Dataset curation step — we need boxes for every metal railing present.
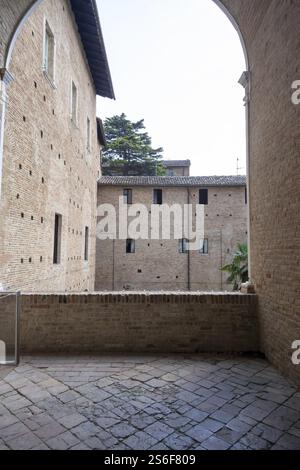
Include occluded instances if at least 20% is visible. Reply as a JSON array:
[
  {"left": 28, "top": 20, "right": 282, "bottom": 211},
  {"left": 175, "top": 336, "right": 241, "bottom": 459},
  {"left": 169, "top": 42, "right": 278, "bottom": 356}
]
[{"left": 0, "top": 291, "right": 20, "bottom": 366}]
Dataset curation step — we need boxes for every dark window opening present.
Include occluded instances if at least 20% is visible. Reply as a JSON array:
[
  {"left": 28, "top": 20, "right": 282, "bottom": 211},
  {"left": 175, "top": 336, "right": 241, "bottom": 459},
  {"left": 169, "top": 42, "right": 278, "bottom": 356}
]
[
  {"left": 153, "top": 189, "right": 163, "bottom": 205},
  {"left": 126, "top": 239, "right": 135, "bottom": 254},
  {"left": 245, "top": 187, "right": 248, "bottom": 204},
  {"left": 53, "top": 213, "right": 62, "bottom": 264},
  {"left": 84, "top": 226, "right": 89, "bottom": 261},
  {"left": 123, "top": 188, "right": 132, "bottom": 205},
  {"left": 200, "top": 238, "right": 209, "bottom": 254},
  {"left": 179, "top": 239, "right": 188, "bottom": 253},
  {"left": 199, "top": 189, "right": 208, "bottom": 205}
]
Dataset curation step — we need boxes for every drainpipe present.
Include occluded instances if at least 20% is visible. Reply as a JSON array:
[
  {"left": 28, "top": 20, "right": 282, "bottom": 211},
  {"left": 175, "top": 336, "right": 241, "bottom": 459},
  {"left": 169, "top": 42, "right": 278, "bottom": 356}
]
[
  {"left": 220, "top": 228, "right": 223, "bottom": 290},
  {"left": 239, "top": 71, "right": 252, "bottom": 282},
  {"left": 187, "top": 187, "right": 191, "bottom": 291},
  {"left": 112, "top": 239, "right": 115, "bottom": 290}
]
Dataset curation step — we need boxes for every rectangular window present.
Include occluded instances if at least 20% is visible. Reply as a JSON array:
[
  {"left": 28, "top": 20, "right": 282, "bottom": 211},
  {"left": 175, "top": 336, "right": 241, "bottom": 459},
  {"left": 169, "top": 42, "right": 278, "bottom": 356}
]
[
  {"left": 126, "top": 239, "right": 135, "bottom": 254},
  {"left": 245, "top": 187, "right": 248, "bottom": 205},
  {"left": 53, "top": 213, "right": 62, "bottom": 264},
  {"left": 123, "top": 189, "right": 132, "bottom": 205},
  {"left": 199, "top": 238, "right": 209, "bottom": 254},
  {"left": 153, "top": 189, "right": 163, "bottom": 205},
  {"left": 87, "top": 117, "right": 91, "bottom": 151},
  {"left": 71, "top": 81, "right": 78, "bottom": 124},
  {"left": 43, "top": 21, "right": 55, "bottom": 81},
  {"left": 84, "top": 226, "right": 89, "bottom": 261},
  {"left": 179, "top": 239, "right": 188, "bottom": 253},
  {"left": 199, "top": 189, "right": 208, "bottom": 205}
]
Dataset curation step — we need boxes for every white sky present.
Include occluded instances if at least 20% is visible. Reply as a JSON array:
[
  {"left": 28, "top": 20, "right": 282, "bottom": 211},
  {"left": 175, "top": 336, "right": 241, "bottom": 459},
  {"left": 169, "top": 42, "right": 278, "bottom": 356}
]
[{"left": 96, "top": 0, "right": 247, "bottom": 177}]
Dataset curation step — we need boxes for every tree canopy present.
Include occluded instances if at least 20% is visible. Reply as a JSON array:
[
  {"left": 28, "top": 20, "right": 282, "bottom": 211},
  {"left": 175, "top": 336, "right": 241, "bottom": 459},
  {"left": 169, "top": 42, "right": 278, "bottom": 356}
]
[{"left": 102, "top": 114, "right": 165, "bottom": 176}]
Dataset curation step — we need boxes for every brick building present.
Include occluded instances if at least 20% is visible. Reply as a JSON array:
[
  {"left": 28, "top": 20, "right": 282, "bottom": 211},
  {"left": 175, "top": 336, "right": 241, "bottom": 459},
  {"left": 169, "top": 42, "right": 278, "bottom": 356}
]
[
  {"left": 0, "top": 0, "right": 300, "bottom": 388},
  {"left": 96, "top": 175, "right": 247, "bottom": 291},
  {"left": 0, "top": 0, "right": 114, "bottom": 292},
  {"left": 163, "top": 160, "right": 191, "bottom": 176}
]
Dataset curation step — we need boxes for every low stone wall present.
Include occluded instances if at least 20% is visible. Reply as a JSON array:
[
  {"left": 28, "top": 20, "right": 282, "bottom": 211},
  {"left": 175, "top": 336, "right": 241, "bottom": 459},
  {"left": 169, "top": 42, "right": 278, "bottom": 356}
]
[{"left": 19, "top": 292, "right": 259, "bottom": 353}]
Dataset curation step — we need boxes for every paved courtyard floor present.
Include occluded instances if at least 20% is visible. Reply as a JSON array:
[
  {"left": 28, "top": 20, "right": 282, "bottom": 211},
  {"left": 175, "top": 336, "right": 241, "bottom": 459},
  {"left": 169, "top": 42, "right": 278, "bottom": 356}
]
[{"left": 0, "top": 354, "right": 300, "bottom": 450}]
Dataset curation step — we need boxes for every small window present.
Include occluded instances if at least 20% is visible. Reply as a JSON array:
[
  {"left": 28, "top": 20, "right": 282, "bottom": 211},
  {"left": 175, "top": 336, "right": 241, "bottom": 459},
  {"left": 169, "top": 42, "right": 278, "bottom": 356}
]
[
  {"left": 179, "top": 239, "right": 188, "bottom": 253},
  {"left": 43, "top": 21, "right": 55, "bottom": 81},
  {"left": 153, "top": 189, "right": 163, "bottom": 205},
  {"left": 199, "top": 238, "right": 209, "bottom": 254},
  {"left": 126, "top": 239, "right": 135, "bottom": 254},
  {"left": 87, "top": 117, "right": 91, "bottom": 151},
  {"left": 71, "top": 81, "right": 78, "bottom": 124},
  {"left": 245, "top": 187, "right": 248, "bottom": 205},
  {"left": 53, "top": 213, "right": 62, "bottom": 264},
  {"left": 199, "top": 189, "right": 208, "bottom": 205},
  {"left": 123, "top": 189, "right": 132, "bottom": 205},
  {"left": 84, "top": 226, "right": 89, "bottom": 261}
]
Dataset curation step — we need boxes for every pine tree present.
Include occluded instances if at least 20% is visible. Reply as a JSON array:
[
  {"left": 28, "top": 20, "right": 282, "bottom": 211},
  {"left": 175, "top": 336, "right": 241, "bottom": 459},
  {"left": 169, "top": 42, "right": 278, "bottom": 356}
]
[{"left": 102, "top": 114, "right": 165, "bottom": 176}]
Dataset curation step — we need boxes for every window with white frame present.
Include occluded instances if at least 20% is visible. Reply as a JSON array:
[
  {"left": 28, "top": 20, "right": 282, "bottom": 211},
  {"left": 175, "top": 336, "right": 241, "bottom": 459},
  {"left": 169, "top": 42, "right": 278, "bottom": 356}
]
[
  {"left": 43, "top": 21, "right": 55, "bottom": 82},
  {"left": 71, "top": 81, "right": 78, "bottom": 124}
]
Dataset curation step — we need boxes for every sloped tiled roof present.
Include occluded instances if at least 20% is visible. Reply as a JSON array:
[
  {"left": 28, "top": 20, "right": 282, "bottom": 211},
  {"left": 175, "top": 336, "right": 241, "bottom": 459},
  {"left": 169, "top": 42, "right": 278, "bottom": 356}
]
[
  {"left": 70, "top": 0, "right": 115, "bottom": 99},
  {"left": 163, "top": 160, "right": 191, "bottom": 167},
  {"left": 98, "top": 175, "right": 247, "bottom": 187}
]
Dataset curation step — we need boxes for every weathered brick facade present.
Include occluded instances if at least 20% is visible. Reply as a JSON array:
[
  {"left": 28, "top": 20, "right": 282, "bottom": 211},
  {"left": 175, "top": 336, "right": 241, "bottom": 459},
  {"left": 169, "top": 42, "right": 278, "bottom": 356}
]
[
  {"left": 96, "top": 179, "right": 247, "bottom": 291},
  {"left": 0, "top": 0, "right": 299, "bottom": 387},
  {"left": 0, "top": 0, "right": 103, "bottom": 292},
  {"left": 219, "top": 0, "right": 300, "bottom": 387}
]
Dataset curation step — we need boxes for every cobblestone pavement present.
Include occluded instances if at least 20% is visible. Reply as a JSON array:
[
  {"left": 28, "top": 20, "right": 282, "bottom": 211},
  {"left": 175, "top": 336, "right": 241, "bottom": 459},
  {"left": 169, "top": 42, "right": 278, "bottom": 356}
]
[{"left": 0, "top": 355, "right": 300, "bottom": 450}]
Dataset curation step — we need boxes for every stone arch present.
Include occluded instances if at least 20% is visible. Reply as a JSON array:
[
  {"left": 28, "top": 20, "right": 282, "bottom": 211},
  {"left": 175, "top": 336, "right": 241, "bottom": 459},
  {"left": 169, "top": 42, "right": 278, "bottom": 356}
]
[
  {"left": 1, "top": 0, "right": 252, "bottom": 277},
  {"left": 212, "top": 0, "right": 249, "bottom": 71},
  {"left": 3, "top": 1, "right": 249, "bottom": 68},
  {"left": 4, "top": 0, "right": 44, "bottom": 69}
]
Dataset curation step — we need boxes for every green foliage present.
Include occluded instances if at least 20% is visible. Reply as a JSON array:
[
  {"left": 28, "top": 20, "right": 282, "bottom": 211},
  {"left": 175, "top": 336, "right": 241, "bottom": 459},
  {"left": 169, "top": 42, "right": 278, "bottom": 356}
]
[
  {"left": 221, "top": 243, "right": 249, "bottom": 291},
  {"left": 102, "top": 114, "right": 165, "bottom": 176}
]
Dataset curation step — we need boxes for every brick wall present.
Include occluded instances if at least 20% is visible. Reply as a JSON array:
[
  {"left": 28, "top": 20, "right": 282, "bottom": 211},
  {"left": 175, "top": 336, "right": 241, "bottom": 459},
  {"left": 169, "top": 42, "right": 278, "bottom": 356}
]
[
  {"left": 0, "top": 0, "right": 35, "bottom": 68},
  {"left": 96, "top": 185, "right": 247, "bottom": 291},
  {"left": 0, "top": 0, "right": 299, "bottom": 387},
  {"left": 18, "top": 292, "right": 259, "bottom": 353},
  {"left": 219, "top": 0, "right": 300, "bottom": 387},
  {"left": 0, "top": 0, "right": 101, "bottom": 292}
]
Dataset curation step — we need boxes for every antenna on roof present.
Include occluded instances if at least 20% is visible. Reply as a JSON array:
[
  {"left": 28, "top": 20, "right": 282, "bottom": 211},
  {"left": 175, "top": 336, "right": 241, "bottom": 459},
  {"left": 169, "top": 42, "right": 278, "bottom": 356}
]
[{"left": 236, "top": 157, "right": 243, "bottom": 176}]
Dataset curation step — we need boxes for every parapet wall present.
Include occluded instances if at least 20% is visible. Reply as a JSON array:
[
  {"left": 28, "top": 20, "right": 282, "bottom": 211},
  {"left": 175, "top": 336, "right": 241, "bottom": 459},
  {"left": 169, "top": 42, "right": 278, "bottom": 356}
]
[{"left": 18, "top": 292, "right": 259, "bottom": 353}]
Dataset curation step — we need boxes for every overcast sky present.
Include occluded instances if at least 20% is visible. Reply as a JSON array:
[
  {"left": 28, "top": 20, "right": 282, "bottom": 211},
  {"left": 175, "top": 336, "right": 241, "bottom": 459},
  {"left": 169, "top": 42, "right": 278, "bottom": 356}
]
[{"left": 96, "top": 0, "right": 247, "bottom": 177}]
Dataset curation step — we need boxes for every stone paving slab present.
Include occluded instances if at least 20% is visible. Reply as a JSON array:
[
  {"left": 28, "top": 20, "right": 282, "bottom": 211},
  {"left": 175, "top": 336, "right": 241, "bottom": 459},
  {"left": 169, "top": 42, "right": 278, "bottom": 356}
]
[{"left": 0, "top": 354, "right": 300, "bottom": 450}]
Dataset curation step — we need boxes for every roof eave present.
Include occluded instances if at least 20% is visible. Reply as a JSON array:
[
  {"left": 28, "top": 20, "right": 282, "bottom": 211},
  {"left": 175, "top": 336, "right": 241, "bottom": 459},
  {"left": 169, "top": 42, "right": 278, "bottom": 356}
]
[
  {"left": 70, "top": 0, "right": 115, "bottom": 100},
  {"left": 90, "top": 0, "right": 115, "bottom": 99}
]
